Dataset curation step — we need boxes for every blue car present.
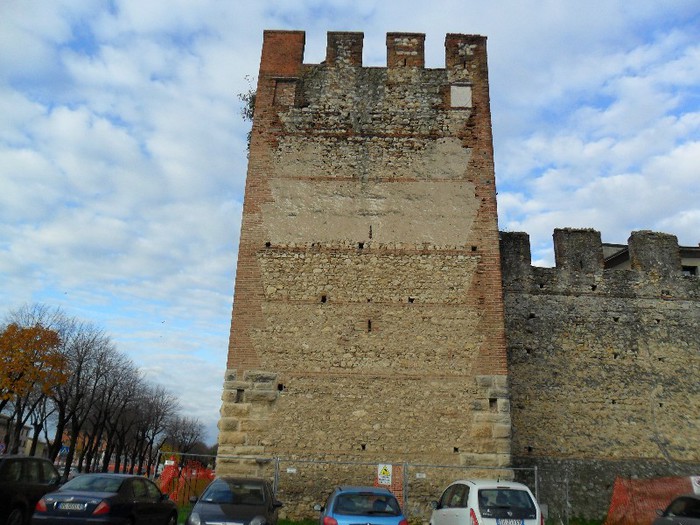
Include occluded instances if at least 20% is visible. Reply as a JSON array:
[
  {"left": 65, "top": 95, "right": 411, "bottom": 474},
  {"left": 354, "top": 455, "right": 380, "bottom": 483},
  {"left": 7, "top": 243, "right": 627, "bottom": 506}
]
[{"left": 314, "top": 486, "right": 408, "bottom": 525}]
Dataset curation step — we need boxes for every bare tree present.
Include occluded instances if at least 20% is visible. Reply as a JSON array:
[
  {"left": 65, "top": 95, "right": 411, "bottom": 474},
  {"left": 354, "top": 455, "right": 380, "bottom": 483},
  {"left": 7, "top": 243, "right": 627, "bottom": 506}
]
[
  {"left": 80, "top": 351, "right": 138, "bottom": 472},
  {"left": 137, "top": 384, "right": 179, "bottom": 475},
  {"left": 165, "top": 416, "right": 206, "bottom": 454},
  {"left": 50, "top": 321, "right": 115, "bottom": 478}
]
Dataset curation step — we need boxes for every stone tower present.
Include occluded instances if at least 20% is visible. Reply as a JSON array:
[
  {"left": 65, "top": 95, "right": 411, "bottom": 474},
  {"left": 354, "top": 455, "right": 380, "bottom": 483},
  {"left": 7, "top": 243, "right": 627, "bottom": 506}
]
[{"left": 218, "top": 30, "right": 510, "bottom": 478}]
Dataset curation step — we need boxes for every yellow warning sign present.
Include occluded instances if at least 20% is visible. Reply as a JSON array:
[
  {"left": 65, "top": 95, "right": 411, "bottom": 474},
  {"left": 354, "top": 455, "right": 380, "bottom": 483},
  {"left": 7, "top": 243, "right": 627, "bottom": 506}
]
[{"left": 378, "top": 464, "right": 392, "bottom": 485}]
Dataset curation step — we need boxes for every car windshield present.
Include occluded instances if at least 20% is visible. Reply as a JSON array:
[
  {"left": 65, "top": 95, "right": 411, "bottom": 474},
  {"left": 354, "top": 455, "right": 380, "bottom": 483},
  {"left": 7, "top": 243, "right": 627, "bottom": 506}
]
[
  {"left": 201, "top": 481, "right": 266, "bottom": 505},
  {"left": 334, "top": 492, "right": 401, "bottom": 516},
  {"left": 60, "top": 475, "right": 124, "bottom": 493},
  {"left": 478, "top": 489, "right": 536, "bottom": 519}
]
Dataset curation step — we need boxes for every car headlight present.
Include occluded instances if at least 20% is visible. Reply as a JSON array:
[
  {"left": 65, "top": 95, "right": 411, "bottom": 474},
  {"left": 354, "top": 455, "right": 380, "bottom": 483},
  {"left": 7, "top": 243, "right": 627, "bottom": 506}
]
[
  {"left": 249, "top": 516, "right": 267, "bottom": 525},
  {"left": 188, "top": 512, "right": 202, "bottom": 525}
]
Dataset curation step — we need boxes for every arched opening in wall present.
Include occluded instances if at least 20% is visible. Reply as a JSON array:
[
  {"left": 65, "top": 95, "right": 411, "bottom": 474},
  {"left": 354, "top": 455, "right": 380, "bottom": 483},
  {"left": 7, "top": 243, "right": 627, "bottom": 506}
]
[
  {"left": 321, "top": 295, "right": 327, "bottom": 303},
  {"left": 408, "top": 297, "right": 415, "bottom": 303},
  {"left": 367, "top": 320, "right": 372, "bottom": 332},
  {"left": 235, "top": 389, "right": 244, "bottom": 403},
  {"left": 358, "top": 242, "right": 365, "bottom": 250},
  {"left": 361, "top": 443, "right": 367, "bottom": 451},
  {"left": 489, "top": 398, "right": 497, "bottom": 412}
]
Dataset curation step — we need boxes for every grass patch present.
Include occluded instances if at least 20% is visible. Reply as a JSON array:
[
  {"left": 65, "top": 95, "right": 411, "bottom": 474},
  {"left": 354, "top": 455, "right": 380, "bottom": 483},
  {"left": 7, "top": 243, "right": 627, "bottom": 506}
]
[
  {"left": 177, "top": 505, "right": 192, "bottom": 524},
  {"left": 279, "top": 520, "right": 317, "bottom": 525}
]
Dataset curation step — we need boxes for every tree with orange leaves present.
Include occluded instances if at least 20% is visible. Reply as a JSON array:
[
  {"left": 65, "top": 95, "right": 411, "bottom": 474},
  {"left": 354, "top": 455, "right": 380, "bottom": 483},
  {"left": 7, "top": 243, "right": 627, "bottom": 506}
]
[{"left": 0, "top": 322, "right": 68, "bottom": 452}]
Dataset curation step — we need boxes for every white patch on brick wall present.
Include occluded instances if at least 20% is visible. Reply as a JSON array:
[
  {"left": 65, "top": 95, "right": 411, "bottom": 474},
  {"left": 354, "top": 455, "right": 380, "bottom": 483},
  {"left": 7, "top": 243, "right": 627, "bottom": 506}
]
[
  {"left": 451, "top": 85, "right": 472, "bottom": 107},
  {"left": 264, "top": 179, "right": 477, "bottom": 245}
]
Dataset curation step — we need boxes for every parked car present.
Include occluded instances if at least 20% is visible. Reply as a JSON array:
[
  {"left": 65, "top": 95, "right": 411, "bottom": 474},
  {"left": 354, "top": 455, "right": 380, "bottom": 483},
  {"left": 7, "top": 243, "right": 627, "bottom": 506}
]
[
  {"left": 32, "top": 473, "right": 177, "bottom": 525},
  {"left": 653, "top": 494, "right": 700, "bottom": 525},
  {"left": 186, "top": 477, "right": 282, "bottom": 525},
  {"left": 430, "top": 479, "right": 543, "bottom": 525},
  {"left": 0, "top": 455, "right": 62, "bottom": 525},
  {"left": 314, "top": 486, "right": 408, "bottom": 525}
]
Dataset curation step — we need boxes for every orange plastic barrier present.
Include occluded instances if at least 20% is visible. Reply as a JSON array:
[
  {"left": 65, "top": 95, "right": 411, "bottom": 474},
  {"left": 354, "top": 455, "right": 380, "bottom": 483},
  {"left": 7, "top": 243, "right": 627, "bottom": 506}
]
[
  {"left": 159, "top": 458, "right": 215, "bottom": 505},
  {"left": 604, "top": 476, "right": 694, "bottom": 525}
]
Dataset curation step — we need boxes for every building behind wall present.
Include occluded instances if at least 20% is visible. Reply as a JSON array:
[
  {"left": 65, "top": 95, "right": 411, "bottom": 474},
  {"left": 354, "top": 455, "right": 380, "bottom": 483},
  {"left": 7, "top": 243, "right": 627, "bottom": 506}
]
[{"left": 218, "top": 29, "right": 510, "bottom": 488}]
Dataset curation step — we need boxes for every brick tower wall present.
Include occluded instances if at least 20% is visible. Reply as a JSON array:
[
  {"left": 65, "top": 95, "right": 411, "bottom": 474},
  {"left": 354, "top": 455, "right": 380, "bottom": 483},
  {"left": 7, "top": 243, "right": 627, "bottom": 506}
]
[{"left": 218, "top": 30, "right": 509, "bottom": 507}]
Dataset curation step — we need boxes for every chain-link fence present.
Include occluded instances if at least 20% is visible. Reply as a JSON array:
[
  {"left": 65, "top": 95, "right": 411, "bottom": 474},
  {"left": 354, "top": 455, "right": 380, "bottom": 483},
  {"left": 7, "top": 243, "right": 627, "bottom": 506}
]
[{"left": 214, "top": 454, "right": 538, "bottom": 521}]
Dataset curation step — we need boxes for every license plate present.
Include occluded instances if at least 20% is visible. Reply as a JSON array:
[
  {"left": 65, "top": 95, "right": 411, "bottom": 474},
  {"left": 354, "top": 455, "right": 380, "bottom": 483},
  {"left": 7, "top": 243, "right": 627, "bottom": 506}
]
[
  {"left": 497, "top": 520, "right": 524, "bottom": 525},
  {"left": 58, "top": 502, "right": 85, "bottom": 511}
]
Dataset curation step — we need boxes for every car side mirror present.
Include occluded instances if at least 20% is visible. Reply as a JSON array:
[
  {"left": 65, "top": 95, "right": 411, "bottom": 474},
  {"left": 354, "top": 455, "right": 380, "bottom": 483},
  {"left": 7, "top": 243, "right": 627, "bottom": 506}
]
[
  {"left": 656, "top": 510, "right": 663, "bottom": 516},
  {"left": 189, "top": 496, "right": 199, "bottom": 504},
  {"left": 273, "top": 500, "right": 283, "bottom": 509},
  {"left": 431, "top": 501, "right": 439, "bottom": 510},
  {"left": 313, "top": 504, "right": 323, "bottom": 512}
]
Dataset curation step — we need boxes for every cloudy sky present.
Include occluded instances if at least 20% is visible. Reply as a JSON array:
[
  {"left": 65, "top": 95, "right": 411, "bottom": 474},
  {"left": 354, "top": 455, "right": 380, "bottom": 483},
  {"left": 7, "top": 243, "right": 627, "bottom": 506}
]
[{"left": 2, "top": 0, "right": 699, "bottom": 443}]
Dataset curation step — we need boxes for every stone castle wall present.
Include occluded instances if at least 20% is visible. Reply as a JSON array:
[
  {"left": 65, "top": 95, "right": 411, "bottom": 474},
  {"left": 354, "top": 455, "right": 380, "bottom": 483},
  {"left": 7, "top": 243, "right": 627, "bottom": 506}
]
[
  {"left": 501, "top": 229, "right": 700, "bottom": 519},
  {"left": 218, "top": 30, "right": 510, "bottom": 509}
]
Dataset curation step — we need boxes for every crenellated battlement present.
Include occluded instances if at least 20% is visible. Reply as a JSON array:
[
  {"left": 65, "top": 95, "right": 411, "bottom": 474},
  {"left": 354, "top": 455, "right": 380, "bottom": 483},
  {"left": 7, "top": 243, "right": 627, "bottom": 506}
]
[
  {"left": 260, "top": 30, "right": 486, "bottom": 74},
  {"left": 254, "top": 30, "right": 489, "bottom": 118},
  {"left": 501, "top": 228, "right": 700, "bottom": 297},
  {"left": 326, "top": 31, "right": 364, "bottom": 67}
]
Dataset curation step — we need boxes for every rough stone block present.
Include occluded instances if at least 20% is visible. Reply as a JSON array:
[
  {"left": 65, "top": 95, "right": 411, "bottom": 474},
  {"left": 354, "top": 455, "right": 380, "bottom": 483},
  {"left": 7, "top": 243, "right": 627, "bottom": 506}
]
[
  {"left": 245, "top": 370, "right": 278, "bottom": 383},
  {"left": 218, "top": 417, "right": 241, "bottom": 432},
  {"left": 220, "top": 402, "right": 251, "bottom": 418},
  {"left": 492, "top": 423, "right": 511, "bottom": 439},
  {"left": 246, "top": 390, "right": 278, "bottom": 402},
  {"left": 218, "top": 431, "right": 247, "bottom": 445}
]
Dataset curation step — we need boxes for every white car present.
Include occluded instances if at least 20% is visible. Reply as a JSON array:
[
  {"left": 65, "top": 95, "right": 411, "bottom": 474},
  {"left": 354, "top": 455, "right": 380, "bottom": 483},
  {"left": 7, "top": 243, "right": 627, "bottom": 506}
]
[{"left": 430, "top": 479, "right": 543, "bottom": 525}]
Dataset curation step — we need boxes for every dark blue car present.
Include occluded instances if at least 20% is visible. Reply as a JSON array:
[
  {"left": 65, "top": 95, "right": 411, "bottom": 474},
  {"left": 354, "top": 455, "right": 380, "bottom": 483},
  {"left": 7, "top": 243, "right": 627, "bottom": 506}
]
[{"left": 32, "top": 473, "right": 177, "bottom": 525}]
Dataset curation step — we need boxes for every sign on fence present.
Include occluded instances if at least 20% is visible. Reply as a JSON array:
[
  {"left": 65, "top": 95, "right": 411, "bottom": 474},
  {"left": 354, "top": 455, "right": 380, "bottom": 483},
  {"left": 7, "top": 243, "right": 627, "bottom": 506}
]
[{"left": 378, "top": 464, "right": 393, "bottom": 485}]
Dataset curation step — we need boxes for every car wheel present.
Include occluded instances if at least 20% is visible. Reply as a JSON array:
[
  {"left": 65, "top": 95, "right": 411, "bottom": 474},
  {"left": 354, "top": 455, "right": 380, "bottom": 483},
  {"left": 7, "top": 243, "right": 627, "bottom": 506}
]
[{"left": 7, "top": 508, "right": 24, "bottom": 525}]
